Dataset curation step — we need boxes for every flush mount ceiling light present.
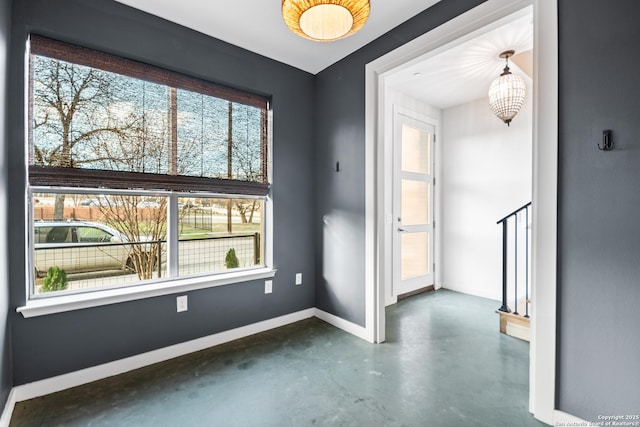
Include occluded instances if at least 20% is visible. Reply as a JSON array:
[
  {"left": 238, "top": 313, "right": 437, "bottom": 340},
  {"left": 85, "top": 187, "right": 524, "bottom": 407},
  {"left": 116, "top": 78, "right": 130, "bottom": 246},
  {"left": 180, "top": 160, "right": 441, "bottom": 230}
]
[
  {"left": 282, "top": 0, "right": 370, "bottom": 42},
  {"left": 488, "top": 50, "right": 526, "bottom": 126}
]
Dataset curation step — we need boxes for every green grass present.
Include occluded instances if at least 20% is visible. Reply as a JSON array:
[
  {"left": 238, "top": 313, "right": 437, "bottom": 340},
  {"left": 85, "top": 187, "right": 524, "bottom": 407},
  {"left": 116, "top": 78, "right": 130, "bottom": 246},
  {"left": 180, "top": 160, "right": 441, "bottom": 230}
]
[{"left": 179, "top": 223, "right": 261, "bottom": 239}]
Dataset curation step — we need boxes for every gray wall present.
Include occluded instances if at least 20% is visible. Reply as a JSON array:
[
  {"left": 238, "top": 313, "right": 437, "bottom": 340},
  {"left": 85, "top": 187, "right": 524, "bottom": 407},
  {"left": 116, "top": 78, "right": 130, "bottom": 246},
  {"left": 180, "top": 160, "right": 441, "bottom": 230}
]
[
  {"left": 9, "top": 1, "right": 638, "bottom": 420},
  {"left": 0, "top": 0, "right": 12, "bottom": 406},
  {"left": 558, "top": 0, "right": 640, "bottom": 419},
  {"left": 8, "top": 0, "right": 315, "bottom": 385},
  {"left": 314, "top": 0, "right": 485, "bottom": 325}
]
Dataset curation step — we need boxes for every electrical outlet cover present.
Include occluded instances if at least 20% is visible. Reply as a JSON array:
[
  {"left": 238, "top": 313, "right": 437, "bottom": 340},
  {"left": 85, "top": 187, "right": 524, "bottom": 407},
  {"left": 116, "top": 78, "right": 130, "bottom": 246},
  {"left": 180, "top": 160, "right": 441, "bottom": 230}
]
[
  {"left": 177, "top": 295, "right": 188, "bottom": 312},
  {"left": 295, "top": 273, "right": 302, "bottom": 285},
  {"left": 265, "top": 280, "right": 273, "bottom": 294}
]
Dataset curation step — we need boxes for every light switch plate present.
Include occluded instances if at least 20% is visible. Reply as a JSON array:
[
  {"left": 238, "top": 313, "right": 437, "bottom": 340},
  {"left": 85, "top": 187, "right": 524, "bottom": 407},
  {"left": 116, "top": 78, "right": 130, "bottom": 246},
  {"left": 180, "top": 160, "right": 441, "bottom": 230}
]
[
  {"left": 265, "top": 280, "right": 273, "bottom": 294},
  {"left": 295, "top": 273, "right": 302, "bottom": 285}
]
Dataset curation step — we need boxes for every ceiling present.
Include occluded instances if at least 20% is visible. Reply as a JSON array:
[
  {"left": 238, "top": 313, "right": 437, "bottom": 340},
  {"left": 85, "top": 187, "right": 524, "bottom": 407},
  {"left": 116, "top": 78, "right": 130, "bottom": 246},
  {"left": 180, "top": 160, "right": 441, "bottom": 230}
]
[
  {"left": 386, "top": 7, "right": 533, "bottom": 110},
  {"left": 113, "top": 0, "right": 442, "bottom": 75},
  {"left": 112, "top": 1, "right": 533, "bottom": 110}
]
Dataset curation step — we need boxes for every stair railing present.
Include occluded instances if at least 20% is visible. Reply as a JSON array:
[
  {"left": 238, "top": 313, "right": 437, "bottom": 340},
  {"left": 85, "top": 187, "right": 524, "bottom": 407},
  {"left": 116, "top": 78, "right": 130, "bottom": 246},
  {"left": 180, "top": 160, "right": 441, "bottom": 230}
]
[{"left": 497, "top": 202, "right": 531, "bottom": 317}]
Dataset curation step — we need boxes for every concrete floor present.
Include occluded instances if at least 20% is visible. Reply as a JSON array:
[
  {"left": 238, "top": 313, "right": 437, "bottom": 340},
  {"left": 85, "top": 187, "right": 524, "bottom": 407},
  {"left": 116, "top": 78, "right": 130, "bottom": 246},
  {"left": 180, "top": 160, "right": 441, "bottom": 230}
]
[{"left": 10, "top": 289, "right": 548, "bottom": 426}]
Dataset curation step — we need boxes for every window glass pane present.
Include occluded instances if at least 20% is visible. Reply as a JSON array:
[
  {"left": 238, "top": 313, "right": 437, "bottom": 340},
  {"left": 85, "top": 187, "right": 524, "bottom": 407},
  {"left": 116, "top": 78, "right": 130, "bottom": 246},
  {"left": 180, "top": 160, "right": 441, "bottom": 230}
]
[
  {"left": 401, "top": 232, "right": 430, "bottom": 280},
  {"left": 401, "top": 124, "right": 430, "bottom": 174},
  {"left": 31, "top": 47, "right": 267, "bottom": 185},
  {"left": 177, "top": 197, "right": 264, "bottom": 277},
  {"left": 230, "top": 104, "right": 264, "bottom": 182},
  {"left": 32, "top": 193, "right": 167, "bottom": 295},
  {"left": 32, "top": 56, "right": 170, "bottom": 175},
  {"left": 176, "top": 90, "right": 264, "bottom": 181},
  {"left": 28, "top": 36, "right": 271, "bottom": 300},
  {"left": 177, "top": 90, "right": 228, "bottom": 179},
  {"left": 401, "top": 180, "right": 430, "bottom": 226}
]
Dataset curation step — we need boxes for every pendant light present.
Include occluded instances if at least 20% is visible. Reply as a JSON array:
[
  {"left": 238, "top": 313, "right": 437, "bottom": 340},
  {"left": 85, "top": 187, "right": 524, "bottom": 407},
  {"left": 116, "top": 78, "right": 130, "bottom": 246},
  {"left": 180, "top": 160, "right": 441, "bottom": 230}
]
[
  {"left": 488, "top": 50, "right": 526, "bottom": 126},
  {"left": 282, "top": 0, "right": 370, "bottom": 42}
]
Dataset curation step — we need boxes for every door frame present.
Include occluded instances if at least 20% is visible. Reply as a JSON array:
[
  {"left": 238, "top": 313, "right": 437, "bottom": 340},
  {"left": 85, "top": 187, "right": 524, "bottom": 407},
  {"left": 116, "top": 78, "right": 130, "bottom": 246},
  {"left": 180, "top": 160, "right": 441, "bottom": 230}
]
[{"left": 363, "top": 0, "right": 558, "bottom": 424}]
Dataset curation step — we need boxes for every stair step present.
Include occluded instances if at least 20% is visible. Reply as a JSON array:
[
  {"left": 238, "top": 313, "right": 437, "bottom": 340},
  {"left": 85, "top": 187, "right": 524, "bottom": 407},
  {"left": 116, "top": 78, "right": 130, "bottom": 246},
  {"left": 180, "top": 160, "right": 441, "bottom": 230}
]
[
  {"left": 501, "top": 297, "right": 530, "bottom": 317},
  {"left": 496, "top": 310, "right": 530, "bottom": 342}
]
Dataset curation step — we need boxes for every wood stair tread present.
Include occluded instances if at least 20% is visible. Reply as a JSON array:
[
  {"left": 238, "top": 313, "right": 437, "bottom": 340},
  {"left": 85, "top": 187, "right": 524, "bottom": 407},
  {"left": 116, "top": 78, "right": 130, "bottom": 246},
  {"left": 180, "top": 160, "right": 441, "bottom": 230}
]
[
  {"left": 496, "top": 308, "right": 530, "bottom": 342},
  {"left": 495, "top": 309, "right": 531, "bottom": 322}
]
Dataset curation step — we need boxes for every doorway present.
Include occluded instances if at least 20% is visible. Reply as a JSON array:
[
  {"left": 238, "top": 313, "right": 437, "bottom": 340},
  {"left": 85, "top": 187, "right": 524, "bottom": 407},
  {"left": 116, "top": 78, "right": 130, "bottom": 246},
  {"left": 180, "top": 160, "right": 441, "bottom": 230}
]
[
  {"left": 363, "top": 0, "right": 559, "bottom": 423},
  {"left": 383, "top": 5, "right": 534, "bottom": 306}
]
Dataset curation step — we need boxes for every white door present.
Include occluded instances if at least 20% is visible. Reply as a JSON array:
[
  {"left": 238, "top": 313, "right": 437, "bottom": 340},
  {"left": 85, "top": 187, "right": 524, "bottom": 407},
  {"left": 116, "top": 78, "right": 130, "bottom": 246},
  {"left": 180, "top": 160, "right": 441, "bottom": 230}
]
[{"left": 392, "top": 112, "right": 435, "bottom": 297}]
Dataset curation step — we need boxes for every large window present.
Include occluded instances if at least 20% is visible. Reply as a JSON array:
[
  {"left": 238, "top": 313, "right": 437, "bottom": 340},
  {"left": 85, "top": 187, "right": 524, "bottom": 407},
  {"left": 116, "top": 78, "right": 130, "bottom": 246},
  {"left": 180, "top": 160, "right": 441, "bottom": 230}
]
[{"left": 28, "top": 35, "right": 271, "bottom": 297}]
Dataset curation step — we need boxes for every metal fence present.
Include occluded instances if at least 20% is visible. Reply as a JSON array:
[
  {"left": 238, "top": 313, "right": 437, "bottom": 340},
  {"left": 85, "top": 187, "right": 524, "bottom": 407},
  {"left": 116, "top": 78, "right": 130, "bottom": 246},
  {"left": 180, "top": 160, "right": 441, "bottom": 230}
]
[
  {"left": 178, "top": 233, "right": 260, "bottom": 276},
  {"left": 181, "top": 208, "right": 215, "bottom": 231},
  {"left": 34, "top": 233, "right": 261, "bottom": 293}
]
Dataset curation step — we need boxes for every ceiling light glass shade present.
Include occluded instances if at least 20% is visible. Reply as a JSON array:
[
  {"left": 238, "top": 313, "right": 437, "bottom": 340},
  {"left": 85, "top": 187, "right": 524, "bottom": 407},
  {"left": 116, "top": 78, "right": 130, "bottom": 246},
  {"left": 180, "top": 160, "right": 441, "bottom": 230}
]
[
  {"left": 282, "top": 0, "right": 370, "bottom": 42},
  {"left": 488, "top": 68, "right": 526, "bottom": 126}
]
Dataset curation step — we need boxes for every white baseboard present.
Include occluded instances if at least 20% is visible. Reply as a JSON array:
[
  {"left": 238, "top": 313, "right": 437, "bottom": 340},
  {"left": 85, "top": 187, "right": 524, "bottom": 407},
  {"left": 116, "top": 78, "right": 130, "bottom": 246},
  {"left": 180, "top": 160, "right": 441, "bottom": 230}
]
[
  {"left": 0, "top": 389, "right": 16, "bottom": 427},
  {"left": 5, "top": 308, "right": 315, "bottom": 420},
  {"left": 0, "top": 308, "right": 587, "bottom": 427},
  {"left": 385, "top": 295, "right": 398, "bottom": 307},
  {"left": 0, "top": 307, "right": 376, "bottom": 425},
  {"left": 441, "top": 284, "right": 501, "bottom": 302},
  {"left": 553, "top": 410, "right": 590, "bottom": 426},
  {"left": 314, "top": 308, "right": 372, "bottom": 342}
]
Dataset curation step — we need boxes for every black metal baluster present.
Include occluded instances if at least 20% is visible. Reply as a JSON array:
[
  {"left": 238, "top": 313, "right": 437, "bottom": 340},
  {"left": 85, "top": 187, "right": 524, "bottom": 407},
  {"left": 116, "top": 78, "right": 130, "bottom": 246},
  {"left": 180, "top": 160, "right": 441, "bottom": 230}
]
[
  {"left": 514, "top": 214, "right": 519, "bottom": 315},
  {"left": 525, "top": 206, "right": 530, "bottom": 318},
  {"left": 499, "top": 219, "right": 510, "bottom": 313}
]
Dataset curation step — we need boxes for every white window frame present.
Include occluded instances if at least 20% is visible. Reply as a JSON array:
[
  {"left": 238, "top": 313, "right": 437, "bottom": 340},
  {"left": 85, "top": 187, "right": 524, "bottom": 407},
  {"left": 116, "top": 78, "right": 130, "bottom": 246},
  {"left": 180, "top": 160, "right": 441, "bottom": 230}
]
[
  {"left": 19, "top": 37, "right": 276, "bottom": 318},
  {"left": 21, "top": 183, "right": 274, "bottom": 318}
]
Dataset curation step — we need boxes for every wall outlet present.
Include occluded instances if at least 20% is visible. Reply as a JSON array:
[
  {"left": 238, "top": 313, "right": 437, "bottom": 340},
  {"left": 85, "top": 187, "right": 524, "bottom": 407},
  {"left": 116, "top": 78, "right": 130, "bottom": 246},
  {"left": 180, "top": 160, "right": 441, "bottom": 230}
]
[
  {"left": 295, "top": 273, "right": 302, "bottom": 285},
  {"left": 265, "top": 280, "right": 273, "bottom": 294},
  {"left": 176, "top": 295, "right": 188, "bottom": 312}
]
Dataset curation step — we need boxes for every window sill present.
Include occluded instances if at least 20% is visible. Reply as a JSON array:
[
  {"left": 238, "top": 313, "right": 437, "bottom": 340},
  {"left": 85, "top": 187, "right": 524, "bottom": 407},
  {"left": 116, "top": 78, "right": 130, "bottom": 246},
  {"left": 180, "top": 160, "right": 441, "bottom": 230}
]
[{"left": 17, "top": 267, "right": 277, "bottom": 318}]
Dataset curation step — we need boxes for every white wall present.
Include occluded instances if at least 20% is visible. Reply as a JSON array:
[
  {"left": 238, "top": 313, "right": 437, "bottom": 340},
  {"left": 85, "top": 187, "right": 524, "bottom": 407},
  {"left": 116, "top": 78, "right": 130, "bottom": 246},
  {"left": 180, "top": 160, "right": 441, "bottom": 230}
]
[{"left": 441, "top": 86, "right": 532, "bottom": 301}]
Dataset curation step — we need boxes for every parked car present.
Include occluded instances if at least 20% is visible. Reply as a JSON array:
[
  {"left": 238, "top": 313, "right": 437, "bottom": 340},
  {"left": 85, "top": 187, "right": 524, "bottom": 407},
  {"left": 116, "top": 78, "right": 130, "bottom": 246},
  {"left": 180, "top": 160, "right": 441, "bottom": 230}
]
[
  {"left": 79, "top": 197, "right": 109, "bottom": 206},
  {"left": 79, "top": 198, "right": 99, "bottom": 206},
  {"left": 138, "top": 200, "right": 161, "bottom": 209},
  {"left": 178, "top": 201, "right": 200, "bottom": 210},
  {"left": 33, "top": 221, "right": 164, "bottom": 278}
]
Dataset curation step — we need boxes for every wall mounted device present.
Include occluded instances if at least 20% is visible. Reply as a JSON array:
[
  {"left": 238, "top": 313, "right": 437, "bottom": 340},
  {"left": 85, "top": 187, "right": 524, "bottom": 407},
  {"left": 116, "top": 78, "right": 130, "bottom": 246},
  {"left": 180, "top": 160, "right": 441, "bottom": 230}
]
[
  {"left": 176, "top": 295, "right": 188, "bottom": 312},
  {"left": 598, "top": 129, "right": 613, "bottom": 151}
]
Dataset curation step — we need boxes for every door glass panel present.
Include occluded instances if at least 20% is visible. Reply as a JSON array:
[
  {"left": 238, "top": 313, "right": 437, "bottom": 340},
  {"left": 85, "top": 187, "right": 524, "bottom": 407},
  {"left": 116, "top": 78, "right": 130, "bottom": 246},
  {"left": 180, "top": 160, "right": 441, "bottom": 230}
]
[
  {"left": 401, "top": 232, "right": 430, "bottom": 280},
  {"left": 401, "top": 124, "right": 431, "bottom": 174},
  {"left": 401, "top": 180, "right": 429, "bottom": 226}
]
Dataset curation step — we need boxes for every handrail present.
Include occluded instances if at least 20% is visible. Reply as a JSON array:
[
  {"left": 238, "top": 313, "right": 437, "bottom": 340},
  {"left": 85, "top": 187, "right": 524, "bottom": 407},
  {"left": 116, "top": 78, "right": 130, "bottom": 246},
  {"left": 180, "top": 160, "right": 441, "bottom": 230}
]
[{"left": 496, "top": 201, "right": 532, "bottom": 224}]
